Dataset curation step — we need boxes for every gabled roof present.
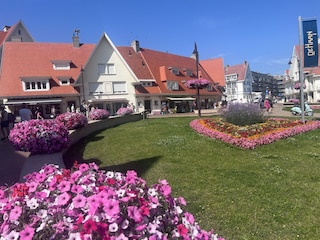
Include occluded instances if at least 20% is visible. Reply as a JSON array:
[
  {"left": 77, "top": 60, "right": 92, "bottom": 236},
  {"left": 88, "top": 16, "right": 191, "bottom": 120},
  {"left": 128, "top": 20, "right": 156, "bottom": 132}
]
[
  {"left": 0, "top": 20, "right": 35, "bottom": 46},
  {"left": 200, "top": 58, "right": 225, "bottom": 86},
  {"left": 73, "top": 32, "right": 140, "bottom": 88},
  {"left": 120, "top": 45, "right": 222, "bottom": 96},
  {"left": 0, "top": 42, "right": 95, "bottom": 98},
  {"left": 224, "top": 61, "right": 249, "bottom": 81}
]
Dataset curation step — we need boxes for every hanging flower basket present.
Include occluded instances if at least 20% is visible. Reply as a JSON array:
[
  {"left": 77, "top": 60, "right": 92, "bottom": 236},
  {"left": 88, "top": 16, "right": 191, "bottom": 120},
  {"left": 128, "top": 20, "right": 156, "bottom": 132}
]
[
  {"left": 294, "top": 82, "right": 306, "bottom": 90},
  {"left": 185, "top": 79, "right": 210, "bottom": 89}
]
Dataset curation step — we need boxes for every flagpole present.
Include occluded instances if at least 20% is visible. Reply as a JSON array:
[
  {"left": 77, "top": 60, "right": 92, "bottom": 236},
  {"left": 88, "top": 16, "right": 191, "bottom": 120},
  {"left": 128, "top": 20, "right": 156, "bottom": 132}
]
[{"left": 298, "top": 16, "right": 305, "bottom": 123}]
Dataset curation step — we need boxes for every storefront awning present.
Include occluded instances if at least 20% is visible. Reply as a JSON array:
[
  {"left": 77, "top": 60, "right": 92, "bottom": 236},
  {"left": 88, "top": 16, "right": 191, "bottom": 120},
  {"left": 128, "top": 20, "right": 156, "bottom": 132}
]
[
  {"left": 88, "top": 98, "right": 128, "bottom": 103},
  {"left": 4, "top": 98, "right": 62, "bottom": 105},
  {"left": 167, "top": 97, "right": 196, "bottom": 101}
]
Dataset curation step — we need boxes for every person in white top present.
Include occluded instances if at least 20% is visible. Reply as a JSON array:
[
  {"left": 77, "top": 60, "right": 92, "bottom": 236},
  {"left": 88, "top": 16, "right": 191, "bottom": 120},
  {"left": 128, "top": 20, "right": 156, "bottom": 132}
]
[{"left": 19, "top": 103, "right": 33, "bottom": 121}]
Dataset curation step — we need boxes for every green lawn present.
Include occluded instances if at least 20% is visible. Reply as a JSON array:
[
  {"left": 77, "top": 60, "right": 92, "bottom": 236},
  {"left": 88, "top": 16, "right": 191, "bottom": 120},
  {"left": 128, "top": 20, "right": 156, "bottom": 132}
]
[{"left": 64, "top": 117, "right": 320, "bottom": 240}]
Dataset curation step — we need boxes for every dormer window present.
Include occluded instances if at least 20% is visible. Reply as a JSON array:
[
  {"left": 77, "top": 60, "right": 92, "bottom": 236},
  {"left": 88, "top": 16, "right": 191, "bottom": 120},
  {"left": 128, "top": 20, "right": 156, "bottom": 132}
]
[
  {"left": 168, "top": 66, "right": 180, "bottom": 75},
  {"left": 52, "top": 60, "right": 71, "bottom": 70},
  {"left": 167, "top": 81, "right": 179, "bottom": 90},
  {"left": 58, "top": 76, "right": 71, "bottom": 85},
  {"left": 21, "top": 77, "right": 50, "bottom": 91},
  {"left": 184, "top": 68, "right": 194, "bottom": 77}
]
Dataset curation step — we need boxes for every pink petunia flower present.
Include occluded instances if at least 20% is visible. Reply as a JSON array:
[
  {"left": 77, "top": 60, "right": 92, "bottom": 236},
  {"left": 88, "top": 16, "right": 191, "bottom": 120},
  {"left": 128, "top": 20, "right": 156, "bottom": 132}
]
[
  {"left": 72, "top": 194, "right": 86, "bottom": 208},
  {"left": 19, "top": 226, "right": 35, "bottom": 240},
  {"left": 56, "top": 192, "right": 70, "bottom": 206},
  {"left": 127, "top": 205, "right": 142, "bottom": 222}
]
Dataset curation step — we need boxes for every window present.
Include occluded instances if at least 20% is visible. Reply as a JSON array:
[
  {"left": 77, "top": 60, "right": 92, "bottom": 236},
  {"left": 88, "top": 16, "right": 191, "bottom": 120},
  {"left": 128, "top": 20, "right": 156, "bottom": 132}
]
[
  {"left": 89, "top": 83, "right": 104, "bottom": 94},
  {"left": 113, "top": 82, "right": 126, "bottom": 94},
  {"left": 169, "top": 67, "right": 180, "bottom": 75},
  {"left": 154, "top": 100, "right": 159, "bottom": 106},
  {"left": 184, "top": 68, "right": 194, "bottom": 77},
  {"left": 98, "top": 63, "right": 115, "bottom": 75},
  {"left": 142, "top": 82, "right": 152, "bottom": 87},
  {"left": 58, "top": 77, "right": 71, "bottom": 85},
  {"left": 166, "top": 81, "right": 179, "bottom": 90},
  {"left": 52, "top": 60, "right": 71, "bottom": 70},
  {"left": 23, "top": 79, "right": 50, "bottom": 91}
]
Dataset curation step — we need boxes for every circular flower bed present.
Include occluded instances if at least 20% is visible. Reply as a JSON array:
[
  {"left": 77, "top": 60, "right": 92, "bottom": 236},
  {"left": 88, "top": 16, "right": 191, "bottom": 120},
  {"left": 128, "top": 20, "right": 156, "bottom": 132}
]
[
  {"left": 190, "top": 118, "right": 320, "bottom": 149},
  {"left": 55, "top": 112, "right": 88, "bottom": 130},
  {"left": 116, "top": 107, "right": 133, "bottom": 116},
  {"left": 89, "top": 109, "right": 110, "bottom": 120},
  {"left": 9, "top": 119, "right": 69, "bottom": 154},
  {"left": 0, "top": 163, "right": 224, "bottom": 239}
]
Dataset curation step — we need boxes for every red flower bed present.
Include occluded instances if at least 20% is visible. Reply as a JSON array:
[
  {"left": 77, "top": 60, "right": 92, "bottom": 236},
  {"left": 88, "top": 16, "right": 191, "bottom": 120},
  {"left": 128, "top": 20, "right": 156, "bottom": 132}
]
[{"left": 190, "top": 118, "right": 320, "bottom": 149}]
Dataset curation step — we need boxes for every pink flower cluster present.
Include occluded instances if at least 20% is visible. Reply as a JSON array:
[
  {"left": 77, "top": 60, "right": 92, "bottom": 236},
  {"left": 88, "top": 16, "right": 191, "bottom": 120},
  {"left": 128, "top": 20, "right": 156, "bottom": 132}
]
[
  {"left": 89, "top": 109, "right": 110, "bottom": 120},
  {"left": 0, "top": 163, "right": 224, "bottom": 240},
  {"left": 8, "top": 119, "right": 69, "bottom": 154},
  {"left": 55, "top": 112, "right": 88, "bottom": 130},
  {"left": 294, "top": 82, "right": 306, "bottom": 90},
  {"left": 185, "top": 79, "right": 210, "bottom": 89},
  {"left": 190, "top": 118, "right": 320, "bottom": 149},
  {"left": 116, "top": 107, "right": 133, "bottom": 116}
]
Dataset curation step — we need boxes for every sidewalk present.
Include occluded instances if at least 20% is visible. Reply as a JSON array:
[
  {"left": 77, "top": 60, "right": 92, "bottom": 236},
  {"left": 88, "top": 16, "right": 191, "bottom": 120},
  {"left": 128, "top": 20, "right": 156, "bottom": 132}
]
[{"left": 0, "top": 140, "right": 29, "bottom": 186}]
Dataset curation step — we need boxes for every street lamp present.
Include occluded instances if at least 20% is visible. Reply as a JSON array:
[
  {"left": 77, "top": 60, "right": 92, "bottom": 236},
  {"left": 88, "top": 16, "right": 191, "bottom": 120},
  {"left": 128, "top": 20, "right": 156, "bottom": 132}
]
[
  {"left": 81, "top": 66, "right": 85, "bottom": 102},
  {"left": 193, "top": 43, "right": 201, "bottom": 117}
]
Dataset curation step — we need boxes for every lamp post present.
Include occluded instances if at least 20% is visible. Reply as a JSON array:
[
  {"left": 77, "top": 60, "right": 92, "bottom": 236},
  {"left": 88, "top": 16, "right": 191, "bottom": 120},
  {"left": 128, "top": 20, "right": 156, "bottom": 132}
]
[
  {"left": 81, "top": 66, "right": 85, "bottom": 102},
  {"left": 193, "top": 43, "right": 201, "bottom": 117}
]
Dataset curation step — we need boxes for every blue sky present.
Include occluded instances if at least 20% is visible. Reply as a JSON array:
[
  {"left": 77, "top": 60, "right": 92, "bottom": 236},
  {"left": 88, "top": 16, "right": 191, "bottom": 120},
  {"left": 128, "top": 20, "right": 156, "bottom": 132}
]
[{"left": 2, "top": 0, "right": 320, "bottom": 75}]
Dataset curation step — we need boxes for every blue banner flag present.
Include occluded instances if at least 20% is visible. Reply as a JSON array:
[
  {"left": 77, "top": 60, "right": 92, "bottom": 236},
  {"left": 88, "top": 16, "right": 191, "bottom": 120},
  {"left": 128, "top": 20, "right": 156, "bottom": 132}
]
[{"left": 302, "top": 19, "right": 318, "bottom": 68}]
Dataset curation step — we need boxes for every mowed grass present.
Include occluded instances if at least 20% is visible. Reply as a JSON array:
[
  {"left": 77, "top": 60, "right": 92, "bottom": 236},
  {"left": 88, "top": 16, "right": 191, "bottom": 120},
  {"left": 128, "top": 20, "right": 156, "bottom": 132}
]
[{"left": 64, "top": 117, "right": 320, "bottom": 240}]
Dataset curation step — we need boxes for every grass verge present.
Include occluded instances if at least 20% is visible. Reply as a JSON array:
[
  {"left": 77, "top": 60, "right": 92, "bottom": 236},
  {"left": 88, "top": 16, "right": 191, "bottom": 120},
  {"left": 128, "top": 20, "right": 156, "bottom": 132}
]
[{"left": 64, "top": 116, "right": 320, "bottom": 240}]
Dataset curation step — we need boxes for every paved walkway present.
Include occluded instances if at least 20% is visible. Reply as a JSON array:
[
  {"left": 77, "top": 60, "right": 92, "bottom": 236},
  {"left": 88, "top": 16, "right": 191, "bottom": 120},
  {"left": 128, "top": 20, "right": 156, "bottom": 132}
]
[{"left": 0, "top": 103, "right": 319, "bottom": 187}]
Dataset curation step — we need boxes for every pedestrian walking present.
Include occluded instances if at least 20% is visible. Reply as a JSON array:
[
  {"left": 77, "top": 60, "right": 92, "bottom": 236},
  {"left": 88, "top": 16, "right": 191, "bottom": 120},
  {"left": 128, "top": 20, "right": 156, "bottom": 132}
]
[{"left": 19, "top": 103, "right": 33, "bottom": 121}]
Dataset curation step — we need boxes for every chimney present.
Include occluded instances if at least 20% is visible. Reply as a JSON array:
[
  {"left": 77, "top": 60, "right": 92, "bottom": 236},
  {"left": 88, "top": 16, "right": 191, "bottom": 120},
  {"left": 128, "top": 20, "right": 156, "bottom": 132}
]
[
  {"left": 3, "top": 25, "right": 11, "bottom": 32},
  {"left": 131, "top": 40, "right": 140, "bottom": 52},
  {"left": 73, "top": 29, "right": 80, "bottom": 48}
]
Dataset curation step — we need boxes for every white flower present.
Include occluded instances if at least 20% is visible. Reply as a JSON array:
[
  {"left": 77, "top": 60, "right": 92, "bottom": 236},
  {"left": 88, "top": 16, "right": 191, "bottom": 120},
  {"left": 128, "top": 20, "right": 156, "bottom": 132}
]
[
  {"left": 5, "top": 230, "right": 19, "bottom": 240},
  {"left": 106, "top": 171, "right": 114, "bottom": 178},
  {"left": 109, "top": 222, "right": 119, "bottom": 232},
  {"left": 148, "top": 188, "right": 158, "bottom": 197},
  {"left": 26, "top": 198, "right": 39, "bottom": 209}
]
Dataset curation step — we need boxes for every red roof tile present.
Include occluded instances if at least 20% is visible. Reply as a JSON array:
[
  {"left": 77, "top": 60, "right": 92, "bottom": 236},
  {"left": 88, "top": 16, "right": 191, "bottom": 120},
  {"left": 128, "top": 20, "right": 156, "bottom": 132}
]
[
  {"left": 121, "top": 46, "right": 222, "bottom": 97},
  {"left": 200, "top": 58, "right": 225, "bottom": 86},
  {"left": 0, "top": 42, "right": 95, "bottom": 98}
]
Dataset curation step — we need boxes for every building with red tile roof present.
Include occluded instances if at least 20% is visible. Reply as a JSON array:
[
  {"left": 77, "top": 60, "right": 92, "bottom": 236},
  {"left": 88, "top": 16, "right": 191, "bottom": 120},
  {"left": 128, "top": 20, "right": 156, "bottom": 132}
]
[
  {"left": 224, "top": 61, "right": 253, "bottom": 103},
  {"left": 0, "top": 21, "right": 223, "bottom": 117},
  {"left": 0, "top": 35, "right": 95, "bottom": 116},
  {"left": 118, "top": 40, "right": 223, "bottom": 113}
]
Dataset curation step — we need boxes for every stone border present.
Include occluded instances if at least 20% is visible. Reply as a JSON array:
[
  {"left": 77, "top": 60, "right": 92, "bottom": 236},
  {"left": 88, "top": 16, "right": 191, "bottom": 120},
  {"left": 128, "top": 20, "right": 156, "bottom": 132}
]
[{"left": 63, "top": 113, "right": 144, "bottom": 154}]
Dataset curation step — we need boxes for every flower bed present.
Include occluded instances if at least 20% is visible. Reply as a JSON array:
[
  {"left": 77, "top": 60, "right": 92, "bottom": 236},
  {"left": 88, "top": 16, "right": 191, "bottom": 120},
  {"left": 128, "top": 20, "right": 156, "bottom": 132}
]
[
  {"left": 9, "top": 120, "right": 69, "bottom": 154},
  {"left": 0, "top": 163, "right": 224, "bottom": 239},
  {"left": 190, "top": 118, "right": 320, "bottom": 149},
  {"left": 55, "top": 112, "right": 88, "bottom": 130},
  {"left": 89, "top": 109, "right": 110, "bottom": 120},
  {"left": 116, "top": 107, "right": 133, "bottom": 116}
]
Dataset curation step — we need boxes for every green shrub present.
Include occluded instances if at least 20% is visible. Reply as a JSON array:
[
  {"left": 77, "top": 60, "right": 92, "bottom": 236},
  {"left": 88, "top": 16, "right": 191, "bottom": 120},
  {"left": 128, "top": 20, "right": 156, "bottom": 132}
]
[{"left": 221, "top": 103, "right": 265, "bottom": 126}]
